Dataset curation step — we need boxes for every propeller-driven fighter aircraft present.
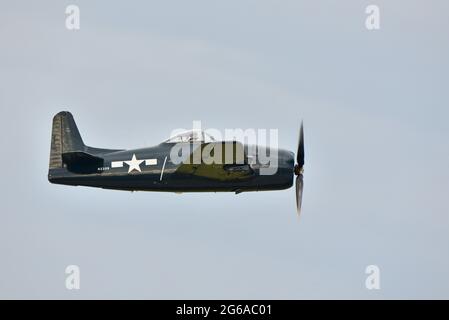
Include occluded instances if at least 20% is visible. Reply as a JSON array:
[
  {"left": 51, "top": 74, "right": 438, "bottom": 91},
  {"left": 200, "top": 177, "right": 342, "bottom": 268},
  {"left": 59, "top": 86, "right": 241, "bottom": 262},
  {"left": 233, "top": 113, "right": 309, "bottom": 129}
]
[{"left": 48, "top": 112, "right": 305, "bottom": 213}]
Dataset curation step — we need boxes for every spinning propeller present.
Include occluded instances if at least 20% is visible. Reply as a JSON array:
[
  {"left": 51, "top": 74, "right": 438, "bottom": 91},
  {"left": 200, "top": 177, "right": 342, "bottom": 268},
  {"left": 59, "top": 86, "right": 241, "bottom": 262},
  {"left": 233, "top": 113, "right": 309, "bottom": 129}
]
[{"left": 294, "top": 122, "right": 304, "bottom": 216}]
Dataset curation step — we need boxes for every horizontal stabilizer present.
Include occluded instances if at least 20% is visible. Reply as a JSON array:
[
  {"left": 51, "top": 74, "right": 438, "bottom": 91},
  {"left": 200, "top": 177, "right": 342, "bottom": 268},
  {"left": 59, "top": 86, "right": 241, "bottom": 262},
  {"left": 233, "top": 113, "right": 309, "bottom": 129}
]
[{"left": 62, "top": 151, "right": 103, "bottom": 173}]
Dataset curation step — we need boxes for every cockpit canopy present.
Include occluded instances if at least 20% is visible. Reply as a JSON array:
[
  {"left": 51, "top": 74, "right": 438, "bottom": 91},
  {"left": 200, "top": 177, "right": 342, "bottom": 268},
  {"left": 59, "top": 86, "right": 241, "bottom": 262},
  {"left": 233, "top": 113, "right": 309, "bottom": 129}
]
[{"left": 164, "top": 130, "right": 216, "bottom": 143}]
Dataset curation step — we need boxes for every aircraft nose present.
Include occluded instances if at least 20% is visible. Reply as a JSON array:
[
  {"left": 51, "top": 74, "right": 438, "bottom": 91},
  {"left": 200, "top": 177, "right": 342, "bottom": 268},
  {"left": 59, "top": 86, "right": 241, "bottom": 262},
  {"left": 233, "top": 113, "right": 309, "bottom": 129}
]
[{"left": 278, "top": 149, "right": 295, "bottom": 170}]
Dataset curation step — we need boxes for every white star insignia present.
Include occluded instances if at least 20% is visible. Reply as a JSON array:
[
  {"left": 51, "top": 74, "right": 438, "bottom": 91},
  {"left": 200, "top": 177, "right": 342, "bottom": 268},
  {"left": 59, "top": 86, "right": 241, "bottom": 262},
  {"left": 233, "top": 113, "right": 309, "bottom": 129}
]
[{"left": 124, "top": 154, "right": 144, "bottom": 173}]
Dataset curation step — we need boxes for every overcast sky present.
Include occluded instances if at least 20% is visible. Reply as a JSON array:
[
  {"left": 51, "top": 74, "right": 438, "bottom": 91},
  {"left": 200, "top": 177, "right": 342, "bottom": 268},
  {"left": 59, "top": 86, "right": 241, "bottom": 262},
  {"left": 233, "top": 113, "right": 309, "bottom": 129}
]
[{"left": 0, "top": 0, "right": 448, "bottom": 299}]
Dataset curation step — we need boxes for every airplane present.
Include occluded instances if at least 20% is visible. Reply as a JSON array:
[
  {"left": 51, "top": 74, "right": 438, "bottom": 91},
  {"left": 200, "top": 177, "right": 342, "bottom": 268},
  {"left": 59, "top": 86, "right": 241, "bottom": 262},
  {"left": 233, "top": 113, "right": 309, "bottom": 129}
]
[{"left": 48, "top": 111, "right": 305, "bottom": 214}]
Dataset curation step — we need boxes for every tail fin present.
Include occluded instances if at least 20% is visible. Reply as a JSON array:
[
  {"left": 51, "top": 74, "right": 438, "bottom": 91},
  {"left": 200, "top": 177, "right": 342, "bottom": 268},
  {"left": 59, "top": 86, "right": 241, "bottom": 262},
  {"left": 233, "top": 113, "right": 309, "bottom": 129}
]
[
  {"left": 49, "top": 111, "right": 86, "bottom": 169},
  {"left": 49, "top": 111, "right": 124, "bottom": 179}
]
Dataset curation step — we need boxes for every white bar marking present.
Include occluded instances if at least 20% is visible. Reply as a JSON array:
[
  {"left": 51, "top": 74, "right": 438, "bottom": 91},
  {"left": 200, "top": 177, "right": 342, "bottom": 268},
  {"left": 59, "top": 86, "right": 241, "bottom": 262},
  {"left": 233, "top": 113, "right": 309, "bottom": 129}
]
[
  {"left": 111, "top": 161, "right": 123, "bottom": 168},
  {"left": 145, "top": 159, "right": 157, "bottom": 166}
]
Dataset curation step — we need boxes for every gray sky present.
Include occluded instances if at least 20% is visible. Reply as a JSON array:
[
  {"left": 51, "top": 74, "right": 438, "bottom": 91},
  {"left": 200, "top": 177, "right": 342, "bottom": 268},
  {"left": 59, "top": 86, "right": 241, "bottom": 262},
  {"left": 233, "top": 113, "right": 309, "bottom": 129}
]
[{"left": 0, "top": 0, "right": 448, "bottom": 299}]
